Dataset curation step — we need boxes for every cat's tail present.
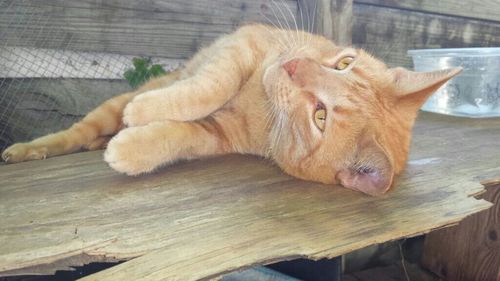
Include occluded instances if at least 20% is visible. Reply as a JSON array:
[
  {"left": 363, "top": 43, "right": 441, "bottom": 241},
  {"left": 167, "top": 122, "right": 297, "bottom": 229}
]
[
  {"left": 1, "top": 92, "right": 135, "bottom": 163},
  {"left": 1, "top": 70, "right": 182, "bottom": 163}
]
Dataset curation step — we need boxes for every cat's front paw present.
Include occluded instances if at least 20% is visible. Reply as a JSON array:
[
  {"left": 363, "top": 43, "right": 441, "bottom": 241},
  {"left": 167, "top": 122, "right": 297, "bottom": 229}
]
[
  {"left": 122, "top": 93, "right": 158, "bottom": 127},
  {"left": 104, "top": 127, "right": 156, "bottom": 175},
  {"left": 2, "top": 143, "right": 48, "bottom": 163}
]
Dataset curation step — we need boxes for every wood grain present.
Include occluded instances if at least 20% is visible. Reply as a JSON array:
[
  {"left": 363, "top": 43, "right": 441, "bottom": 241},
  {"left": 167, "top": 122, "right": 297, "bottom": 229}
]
[
  {"left": 0, "top": 112, "right": 497, "bottom": 280},
  {"left": 0, "top": 0, "right": 297, "bottom": 59},
  {"left": 356, "top": 0, "right": 500, "bottom": 23},
  {"left": 422, "top": 183, "right": 500, "bottom": 281},
  {"left": 298, "top": 0, "right": 353, "bottom": 45},
  {"left": 352, "top": 3, "right": 500, "bottom": 67}
]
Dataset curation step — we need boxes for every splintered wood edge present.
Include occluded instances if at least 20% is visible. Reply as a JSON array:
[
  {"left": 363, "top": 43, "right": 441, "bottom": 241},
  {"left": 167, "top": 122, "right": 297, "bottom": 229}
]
[
  {"left": 0, "top": 238, "right": 118, "bottom": 276},
  {"left": 480, "top": 178, "right": 500, "bottom": 188},
  {"left": 471, "top": 178, "right": 500, "bottom": 198},
  {"left": 0, "top": 254, "right": 123, "bottom": 277}
]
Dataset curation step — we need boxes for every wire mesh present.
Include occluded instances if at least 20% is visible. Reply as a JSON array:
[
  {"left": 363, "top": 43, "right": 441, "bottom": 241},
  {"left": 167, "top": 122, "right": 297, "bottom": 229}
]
[{"left": 0, "top": 0, "right": 182, "bottom": 150}]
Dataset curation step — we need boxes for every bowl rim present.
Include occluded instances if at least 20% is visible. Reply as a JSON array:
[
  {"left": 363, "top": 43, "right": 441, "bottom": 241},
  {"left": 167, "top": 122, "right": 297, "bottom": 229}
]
[{"left": 408, "top": 47, "right": 500, "bottom": 57}]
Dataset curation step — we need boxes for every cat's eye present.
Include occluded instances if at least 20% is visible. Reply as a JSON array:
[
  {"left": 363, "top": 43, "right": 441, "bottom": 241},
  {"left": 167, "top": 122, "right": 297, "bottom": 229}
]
[
  {"left": 313, "top": 103, "right": 327, "bottom": 131},
  {"left": 334, "top": 56, "right": 354, "bottom": 70}
]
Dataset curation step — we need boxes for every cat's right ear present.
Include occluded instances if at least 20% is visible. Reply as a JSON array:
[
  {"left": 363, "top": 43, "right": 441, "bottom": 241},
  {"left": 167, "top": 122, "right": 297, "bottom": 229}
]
[{"left": 389, "top": 67, "right": 462, "bottom": 108}]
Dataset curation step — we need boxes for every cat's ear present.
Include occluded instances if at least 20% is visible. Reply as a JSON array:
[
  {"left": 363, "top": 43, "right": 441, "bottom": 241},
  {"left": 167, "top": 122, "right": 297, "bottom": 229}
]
[
  {"left": 336, "top": 136, "right": 394, "bottom": 196},
  {"left": 389, "top": 67, "right": 462, "bottom": 106}
]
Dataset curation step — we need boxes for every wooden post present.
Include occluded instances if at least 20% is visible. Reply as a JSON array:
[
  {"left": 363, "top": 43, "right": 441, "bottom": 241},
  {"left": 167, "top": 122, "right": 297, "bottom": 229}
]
[
  {"left": 298, "top": 0, "right": 353, "bottom": 45},
  {"left": 422, "top": 181, "right": 500, "bottom": 281}
]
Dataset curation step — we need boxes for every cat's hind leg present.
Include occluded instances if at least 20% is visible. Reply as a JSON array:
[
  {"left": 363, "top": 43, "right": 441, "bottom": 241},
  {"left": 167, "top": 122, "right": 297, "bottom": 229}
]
[
  {"left": 1, "top": 70, "right": 183, "bottom": 164},
  {"left": 1, "top": 92, "right": 134, "bottom": 163},
  {"left": 104, "top": 118, "right": 232, "bottom": 175}
]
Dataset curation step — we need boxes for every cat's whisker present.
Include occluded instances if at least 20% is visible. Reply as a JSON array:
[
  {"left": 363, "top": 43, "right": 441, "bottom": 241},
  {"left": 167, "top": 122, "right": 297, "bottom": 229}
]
[
  {"left": 259, "top": 10, "right": 288, "bottom": 50},
  {"left": 278, "top": 0, "right": 300, "bottom": 49},
  {"left": 312, "top": 0, "right": 318, "bottom": 35},
  {"left": 304, "top": 0, "right": 310, "bottom": 35},
  {"left": 259, "top": 7, "right": 291, "bottom": 50},
  {"left": 259, "top": 21, "right": 288, "bottom": 51},
  {"left": 301, "top": 0, "right": 313, "bottom": 47},
  {"left": 271, "top": 0, "right": 296, "bottom": 49},
  {"left": 299, "top": 1, "right": 307, "bottom": 45},
  {"left": 298, "top": 0, "right": 305, "bottom": 46},
  {"left": 263, "top": 102, "right": 277, "bottom": 131},
  {"left": 268, "top": 1, "right": 294, "bottom": 49},
  {"left": 273, "top": 110, "right": 287, "bottom": 153}
]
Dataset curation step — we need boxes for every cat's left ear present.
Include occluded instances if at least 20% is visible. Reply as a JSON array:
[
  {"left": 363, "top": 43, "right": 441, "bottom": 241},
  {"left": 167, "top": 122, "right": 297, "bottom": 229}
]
[
  {"left": 336, "top": 136, "right": 394, "bottom": 197},
  {"left": 389, "top": 67, "right": 462, "bottom": 106}
]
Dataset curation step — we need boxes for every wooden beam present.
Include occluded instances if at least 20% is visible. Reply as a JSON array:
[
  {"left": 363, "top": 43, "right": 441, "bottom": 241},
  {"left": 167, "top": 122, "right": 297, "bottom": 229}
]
[
  {"left": 0, "top": 0, "right": 297, "bottom": 58},
  {"left": 352, "top": 3, "right": 500, "bottom": 67},
  {"left": 298, "top": 0, "right": 353, "bottom": 45},
  {"left": 0, "top": 112, "right": 498, "bottom": 280},
  {"left": 355, "top": 0, "right": 500, "bottom": 23}
]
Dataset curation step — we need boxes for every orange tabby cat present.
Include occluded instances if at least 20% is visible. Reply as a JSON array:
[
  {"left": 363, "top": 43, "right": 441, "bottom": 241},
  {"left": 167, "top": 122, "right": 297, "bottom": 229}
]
[{"left": 1, "top": 25, "right": 461, "bottom": 196}]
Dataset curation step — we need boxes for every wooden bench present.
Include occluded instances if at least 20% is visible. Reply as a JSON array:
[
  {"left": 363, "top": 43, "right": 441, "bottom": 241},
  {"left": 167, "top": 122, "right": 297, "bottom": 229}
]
[
  {"left": 1, "top": 1, "right": 500, "bottom": 280},
  {"left": 1, "top": 112, "right": 498, "bottom": 280}
]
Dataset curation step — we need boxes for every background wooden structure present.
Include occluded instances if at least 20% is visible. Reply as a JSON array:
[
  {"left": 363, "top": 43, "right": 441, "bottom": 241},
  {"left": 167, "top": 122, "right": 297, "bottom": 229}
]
[
  {"left": 3, "top": 0, "right": 500, "bottom": 146},
  {"left": 422, "top": 181, "right": 500, "bottom": 281},
  {"left": 0, "top": 0, "right": 351, "bottom": 59},
  {"left": 352, "top": 0, "right": 500, "bottom": 67}
]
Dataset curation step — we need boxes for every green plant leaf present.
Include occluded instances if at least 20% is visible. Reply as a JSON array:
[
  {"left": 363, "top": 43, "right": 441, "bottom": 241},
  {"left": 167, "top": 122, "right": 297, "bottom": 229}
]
[
  {"left": 150, "top": 64, "right": 167, "bottom": 76},
  {"left": 132, "top": 57, "right": 151, "bottom": 70},
  {"left": 124, "top": 57, "right": 169, "bottom": 89}
]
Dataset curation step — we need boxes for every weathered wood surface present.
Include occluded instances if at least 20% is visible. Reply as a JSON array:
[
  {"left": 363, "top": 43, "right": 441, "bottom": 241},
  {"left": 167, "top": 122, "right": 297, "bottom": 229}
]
[
  {"left": 0, "top": 112, "right": 498, "bottom": 280},
  {"left": 422, "top": 181, "right": 500, "bottom": 281},
  {"left": 0, "top": 79, "right": 131, "bottom": 149},
  {"left": 356, "top": 0, "right": 500, "bottom": 23},
  {"left": 352, "top": 3, "right": 500, "bottom": 67},
  {"left": 299, "top": 0, "right": 353, "bottom": 46},
  {"left": 0, "top": 0, "right": 298, "bottom": 59}
]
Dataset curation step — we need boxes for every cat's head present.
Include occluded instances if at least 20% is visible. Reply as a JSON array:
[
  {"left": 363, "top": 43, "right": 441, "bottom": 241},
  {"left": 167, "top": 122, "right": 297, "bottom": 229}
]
[{"left": 263, "top": 37, "right": 461, "bottom": 196}]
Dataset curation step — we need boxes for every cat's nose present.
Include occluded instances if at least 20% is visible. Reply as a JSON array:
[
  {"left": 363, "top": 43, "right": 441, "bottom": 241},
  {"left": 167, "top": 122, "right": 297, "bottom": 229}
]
[{"left": 282, "top": 59, "right": 299, "bottom": 76}]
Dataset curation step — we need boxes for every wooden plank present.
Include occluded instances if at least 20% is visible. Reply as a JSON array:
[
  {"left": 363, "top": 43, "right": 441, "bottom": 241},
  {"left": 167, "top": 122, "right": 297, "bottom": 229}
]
[
  {"left": 352, "top": 3, "right": 500, "bottom": 67},
  {"left": 0, "top": 112, "right": 497, "bottom": 280},
  {"left": 422, "top": 182, "right": 500, "bottom": 281},
  {"left": 298, "top": 0, "right": 353, "bottom": 45},
  {"left": 0, "top": 0, "right": 298, "bottom": 58},
  {"left": 355, "top": 0, "right": 500, "bottom": 23}
]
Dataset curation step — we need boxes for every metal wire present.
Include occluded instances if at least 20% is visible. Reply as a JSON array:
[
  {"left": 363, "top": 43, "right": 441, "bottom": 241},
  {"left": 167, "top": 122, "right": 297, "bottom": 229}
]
[{"left": 0, "top": 0, "right": 181, "bottom": 150}]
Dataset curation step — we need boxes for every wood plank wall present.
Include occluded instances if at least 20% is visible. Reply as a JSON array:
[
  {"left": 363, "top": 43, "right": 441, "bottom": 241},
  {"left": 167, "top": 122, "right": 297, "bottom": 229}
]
[
  {"left": 0, "top": 1, "right": 354, "bottom": 60},
  {"left": 0, "top": 0, "right": 298, "bottom": 59},
  {"left": 2, "top": 0, "right": 499, "bottom": 67},
  {"left": 352, "top": 0, "right": 500, "bottom": 67}
]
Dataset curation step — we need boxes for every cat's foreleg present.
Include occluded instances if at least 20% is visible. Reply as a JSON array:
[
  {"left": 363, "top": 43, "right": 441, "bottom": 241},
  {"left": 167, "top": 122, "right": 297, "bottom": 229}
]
[
  {"left": 123, "top": 39, "right": 257, "bottom": 127},
  {"left": 104, "top": 118, "right": 232, "bottom": 175}
]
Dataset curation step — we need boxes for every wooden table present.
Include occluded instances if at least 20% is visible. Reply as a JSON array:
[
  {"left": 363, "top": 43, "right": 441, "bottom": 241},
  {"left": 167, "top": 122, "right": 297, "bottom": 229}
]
[{"left": 0, "top": 112, "right": 499, "bottom": 280}]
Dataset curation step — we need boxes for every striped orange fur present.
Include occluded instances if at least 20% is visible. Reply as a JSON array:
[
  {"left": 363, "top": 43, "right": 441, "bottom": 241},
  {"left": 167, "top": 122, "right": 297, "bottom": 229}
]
[{"left": 1, "top": 25, "right": 461, "bottom": 196}]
